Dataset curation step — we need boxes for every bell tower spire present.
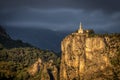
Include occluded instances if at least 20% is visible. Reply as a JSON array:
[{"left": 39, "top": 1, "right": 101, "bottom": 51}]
[
  {"left": 79, "top": 22, "right": 82, "bottom": 30},
  {"left": 78, "top": 22, "right": 84, "bottom": 33}
]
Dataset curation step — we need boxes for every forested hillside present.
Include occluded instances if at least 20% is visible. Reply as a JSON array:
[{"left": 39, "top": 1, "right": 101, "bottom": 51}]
[{"left": 0, "top": 26, "right": 60, "bottom": 80}]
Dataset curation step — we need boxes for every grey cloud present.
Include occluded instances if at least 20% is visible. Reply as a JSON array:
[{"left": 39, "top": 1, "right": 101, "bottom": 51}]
[
  {"left": 0, "top": 0, "right": 120, "bottom": 33},
  {"left": 0, "top": 8, "right": 120, "bottom": 32},
  {"left": 0, "top": 0, "right": 120, "bottom": 13}
]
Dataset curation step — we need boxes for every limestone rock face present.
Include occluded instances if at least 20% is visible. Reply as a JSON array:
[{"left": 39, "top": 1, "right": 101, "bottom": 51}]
[
  {"left": 28, "top": 58, "right": 58, "bottom": 80},
  {"left": 60, "top": 33, "right": 112, "bottom": 80},
  {"left": 28, "top": 58, "right": 42, "bottom": 76}
]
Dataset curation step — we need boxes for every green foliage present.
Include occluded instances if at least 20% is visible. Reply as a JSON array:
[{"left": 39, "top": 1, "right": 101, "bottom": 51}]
[
  {"left": 111, "top": 52, "right": 120, "bottom": 66},
  {"left": 0, "top": 61, "right": 16, "bottom": 79},
  {"left": 0, "top": 47, "right": 58, "bottom": 79},
  {"left": 55, "top": 57, "right": 61, "bottom": 67},
  {"left": 16, "top": 69, "right": 30, "bottom": 80},
  {"left": 107, "top": 33, "right": 120, "bottom": 80},
  {"left": 110, "top": 52, "right": 120, "bottom": 80},
  {"left": 88, "top": 33, "right": 120, "bottom": 38}
]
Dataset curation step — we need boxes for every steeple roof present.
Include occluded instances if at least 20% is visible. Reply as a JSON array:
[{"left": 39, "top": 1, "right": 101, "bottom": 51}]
[
  {"left": 79, "top": 22, "right": 83, "bottom": 30},
  {"left": 78, "top": 22, "right": 84, "bottom": 33}
]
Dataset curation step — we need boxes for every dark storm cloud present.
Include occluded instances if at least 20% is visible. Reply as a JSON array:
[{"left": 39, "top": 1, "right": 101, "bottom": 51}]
[
  {"left": 0, "top": 0, "right": 120, "bottom": 32},
  {"left": 0, "top": 0, "right": 120, "bottom": 13},
  {"left": 1, "top": 8, "right": 120, "bottom": 31}
]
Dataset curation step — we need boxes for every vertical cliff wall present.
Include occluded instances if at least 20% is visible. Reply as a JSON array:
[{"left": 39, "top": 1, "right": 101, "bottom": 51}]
[{"left": 60, "top": 32, "right": 113, "bottom": 80}]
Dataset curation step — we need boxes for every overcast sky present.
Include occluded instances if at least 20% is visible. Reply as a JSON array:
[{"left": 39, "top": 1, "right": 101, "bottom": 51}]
[{"left": 0, "top": 0, "right": 120, "bottom": 32}]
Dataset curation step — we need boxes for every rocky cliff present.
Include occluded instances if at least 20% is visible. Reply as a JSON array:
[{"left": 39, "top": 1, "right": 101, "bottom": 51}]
[
  {"left": 60, "top": 31, "right": 120, "bottom": 80},
  {"left": 28, "top": 58, "right": 58, "bottom": 80}
]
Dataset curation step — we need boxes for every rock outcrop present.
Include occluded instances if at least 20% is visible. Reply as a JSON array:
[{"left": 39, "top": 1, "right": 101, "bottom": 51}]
[
  {"left": 60, "top": 31, "right": 116, "bottom": 80},
  {"left": 28, "top": 58, "right": 58, "bottom": 80},
  {"left": 28, "top": 58, "right": 42, "bottom": 76}
]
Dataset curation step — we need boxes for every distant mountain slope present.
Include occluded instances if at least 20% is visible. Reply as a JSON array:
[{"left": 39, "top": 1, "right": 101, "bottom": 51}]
[
  {"left": 5, "top": 27, "right": 72, "bottom": 52},
  {"left": 0, "top": 26, "right": 32, "bottom": 49},
  {"left": 0, "top": 26, "right": 60, "bottom": 80},
  {"left": 4, "top": 26, "right": 109, "bottom": 52}
]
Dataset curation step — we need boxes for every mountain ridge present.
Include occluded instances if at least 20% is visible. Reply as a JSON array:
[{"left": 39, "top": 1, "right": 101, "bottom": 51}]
[
  {"left": 0, "top": 26, "right": 33, "bottom": 49},
  {"left": 0, "top": 26, "right": 60, "bottom": 80},
  {"left": 4, "top": 26, "right": 71, "bottom": 52}
]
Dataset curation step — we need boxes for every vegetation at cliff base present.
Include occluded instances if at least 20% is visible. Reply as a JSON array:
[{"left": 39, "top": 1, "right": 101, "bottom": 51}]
[
  {"left": 0, "top": 26, "right": 61, "bottom": 80},
  {"left": 0, "top": 48, "right": 59, "bottom": 80}
]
